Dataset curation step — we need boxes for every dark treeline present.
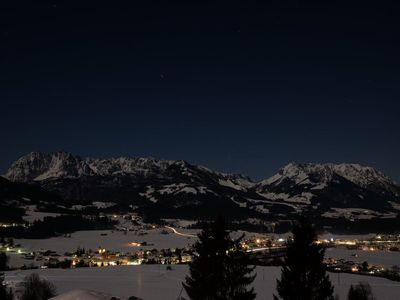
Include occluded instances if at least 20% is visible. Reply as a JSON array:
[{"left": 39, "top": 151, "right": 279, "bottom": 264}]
[
  {"left": 0, "top": 215, "right": 116, "bottom": 239},
  {"left": 0, "top": 205, "right": 25, "bottom": 223}
]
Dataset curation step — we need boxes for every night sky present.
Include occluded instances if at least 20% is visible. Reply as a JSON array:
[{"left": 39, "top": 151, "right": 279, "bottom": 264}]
[{"left": 1, "top": 1, "right": 399, "bottom": 181}]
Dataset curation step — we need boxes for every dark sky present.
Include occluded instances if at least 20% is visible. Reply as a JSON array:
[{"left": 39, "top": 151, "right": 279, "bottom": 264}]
[{"left": 1, "top": 1, "right": 399, "bottom": 181}]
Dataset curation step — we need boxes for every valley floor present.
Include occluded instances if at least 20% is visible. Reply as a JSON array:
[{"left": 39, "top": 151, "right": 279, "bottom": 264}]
[
  {"left": 5, "top": 265, "right": 400, "bottom": 300},
  {"left": 8, "top": 229, "right": 400, "bottom": 270},
  {"left": 5, "top": 228, "right": 400, "bottom": 299}
]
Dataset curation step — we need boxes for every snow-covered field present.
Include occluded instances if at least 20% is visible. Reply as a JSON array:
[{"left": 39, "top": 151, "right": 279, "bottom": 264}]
[
  {"left": 5, "top": 265, "right": 400, "bottom": 300},
  {"left": 22, "top": 207, "right": 62, "bottom": 222},
  {"left": 14, "top": 228, "right": 199, "bottom": 253},
  {"left": 6, "top": 229, "right": 400, "bottom": 298},
  {"left": 326, "top": 248, "right": 400, "bottom": 269},
  {"left": 11, "top": 230, "right": 400, "bottom": 270},
  {"left": 8, "top": 228, "right": 199, "bottom": 268},
  {"left": 321, "top": 207, "right": 397, "bottom": 219},
  {"left": 320, "top": 233, "right": 377, "bottom": 240}
]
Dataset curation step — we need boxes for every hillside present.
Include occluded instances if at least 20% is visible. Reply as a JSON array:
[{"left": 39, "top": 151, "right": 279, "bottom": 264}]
[{"left": 3, "top": 152, "right": 400, "bottom": 231}]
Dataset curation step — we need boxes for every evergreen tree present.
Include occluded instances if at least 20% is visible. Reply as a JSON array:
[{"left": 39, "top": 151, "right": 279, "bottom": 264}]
[
  {"left": 183, "top": 215, "right": 256, "bottom": 300},
  {"left": 225, "top": 237, "right": 257, "bottom": 300},
  {"left": 274, "top": 218, "right": 334, "bottom": 300},
  {"left": 347, "top": 282, "right": 375, "bottom": 300},
  {"left": 21, "top": 273, "right": 57, "bottom": 300},
  {"left": 1, "top": 273, "right": 14, "bottom": 300},
  {"left": 0, "top": 252, "right": 9, "bottom": 271}
]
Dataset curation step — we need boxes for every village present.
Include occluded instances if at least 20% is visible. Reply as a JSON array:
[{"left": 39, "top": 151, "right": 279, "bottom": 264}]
[{"left": 1, "top": 222, "right": 399, "bottom": 283}]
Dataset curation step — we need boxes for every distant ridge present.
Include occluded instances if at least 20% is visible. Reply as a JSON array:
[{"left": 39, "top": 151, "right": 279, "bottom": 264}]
[{"left": 3, "top": 151, "right": 400, "bottom": 223}]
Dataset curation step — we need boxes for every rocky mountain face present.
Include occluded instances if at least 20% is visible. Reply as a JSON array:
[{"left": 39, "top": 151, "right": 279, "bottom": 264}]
[
  {"left": 5, "top": 151, "right": 251, "bottom": 187},
  {"left": 3, "top": 152, "right": 400, "bottom": 222},
  {"left": 255, "top": 163, "right": 400, "bottom": 219}
]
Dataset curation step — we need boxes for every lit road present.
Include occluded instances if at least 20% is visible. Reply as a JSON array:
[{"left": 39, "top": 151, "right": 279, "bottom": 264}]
[
  {"left": 165, "top": 226, "right": 197, "bottom": 238},
  {"left": 248, "top": 246, "right": 286, "bottom": 253},
  {"left": 165, "top": 226, "right": 284, "bottom": 254}
]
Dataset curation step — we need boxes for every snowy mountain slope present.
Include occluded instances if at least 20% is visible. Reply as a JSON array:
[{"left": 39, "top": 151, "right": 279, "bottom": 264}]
[
  {"left": 3, "top": 152, "right": 400, "bottom": 221},
  {"left": 258, "top": 163, "right": 398, "bottom": 191},
  {"left": 3, "top": 152, "right": 258, "bottom": 219},
  {"left": 5, "top": 151, "right": 253, "bottom": 188},
  {"left": 256, "top": 163, "right": 400, "bottom": 217}
]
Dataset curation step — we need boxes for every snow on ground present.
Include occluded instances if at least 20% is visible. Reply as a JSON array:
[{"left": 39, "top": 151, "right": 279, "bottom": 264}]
[
  {"left": 320, "top": 233, "right": 377, "bottom": 241},
  {"left": 12, "top": 229, "right": 398, "bottom": 270},
  {"left": 71, "top": 205, "right": 86, "bottom": 210},
  {"left": 248, "top": 197, "right": 300, "bottom": 211},
  {"left": 7, "top": 252, "right": 38, "bottom": 269},
  {"left": 326, "top": 248, "right": 400, "bottom": 269},
  {"left": 6, "top": 230, "right": 400, "bottom": 298},
  {"left": 178, "top": 187, "right": 198, "bottom": 194},
  {"left": 162, "top": 219, "right": 198, "bottom": 228},
  {"left": 218, "top": 179, "right": 246, "bottom": 191},
  {"left": 14, "top": 228, "right": 199, "bottom": 256},
  {"left": 5, "top": 265, "right": 400, "bottom": 300},
  {"left": 321, "top": 208, "right": 397, "bottom": 220},
  {"left": 9, "top": 227, "right": 201, "bottom": 268},
  {"left": 139, "top": 186, "right": 158, "bottom": 203},
  {"left": 310, "top": 183, "right": 327, "bottom": 190},
  {"left": 230, "top": 197, "right": 247, "bottom": 208},
  {"left": 50, "top": 289, "right": 126, "bottom": 300},
  {"left": 21, "top": 205, "right": 62, "bottom": 222},
  {"left": 22, "top": 211, "right": 62, "bottom": 222},
  {"left": 257, "top": 191, "right": 314, "bottom": 205},
  {"left": 92, "top": 202, "right": 116, "bottom": 209},
  {"left": 254, "top": 205, "right": 270, "bottom": 213},
  {"left": 389, "top": 201, "right": 400, "bottom": 211}
]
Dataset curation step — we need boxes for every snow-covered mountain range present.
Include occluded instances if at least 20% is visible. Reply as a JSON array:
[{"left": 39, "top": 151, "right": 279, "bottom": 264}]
[
  {"left": 3, "top": 151, "right": 400, "bottom": 222},
  {"left": 5, "top": 151, "right": 251, "bottom": 188}
]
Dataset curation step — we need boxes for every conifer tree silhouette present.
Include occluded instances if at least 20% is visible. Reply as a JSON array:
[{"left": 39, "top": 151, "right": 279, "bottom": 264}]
[
  {"left": 183, "top": 215, "right": 256, "bottom": 300},
  {"left": 274, "top": 218, "right": 334, "bottom": 300}
]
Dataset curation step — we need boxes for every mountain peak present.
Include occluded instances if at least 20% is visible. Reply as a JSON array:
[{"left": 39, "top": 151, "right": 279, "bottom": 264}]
[
  {"left": 260, "top": 162, "right": 398, "bottom": 193},
  {"left": 3, "top": 153, "right": 400, "bottom": 220},
  {"left": 3, "top": 152, "right": 251, "bottom": 185}
]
